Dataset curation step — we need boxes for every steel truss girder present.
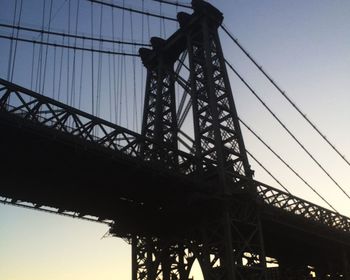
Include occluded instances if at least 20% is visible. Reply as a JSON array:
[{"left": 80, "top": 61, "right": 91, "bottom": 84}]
[
  {"left": 0, "top": 79, "right": 196, "bottom": 174},
  {"left": 2, "top": 78, "right": 350, "bottom": 233}
]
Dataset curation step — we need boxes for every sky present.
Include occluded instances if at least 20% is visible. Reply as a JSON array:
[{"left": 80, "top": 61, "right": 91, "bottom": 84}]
[{"left": 0, "top": 0, "right": 350, "bottom": 279}]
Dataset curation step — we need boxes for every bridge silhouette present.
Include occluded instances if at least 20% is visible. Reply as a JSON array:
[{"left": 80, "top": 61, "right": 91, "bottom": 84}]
[{"left": 1, "top": 1, "right": 350, "bottom": 279}]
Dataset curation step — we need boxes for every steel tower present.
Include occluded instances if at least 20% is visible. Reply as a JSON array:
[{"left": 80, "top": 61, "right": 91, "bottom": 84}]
[{"left": 136, "top": 1, "right": 266, "bottom": 279}]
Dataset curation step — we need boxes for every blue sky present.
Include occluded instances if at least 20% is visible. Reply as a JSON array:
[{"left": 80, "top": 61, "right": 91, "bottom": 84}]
[{"left": 0, "top": 0, "right": 350, "bottom": 279}]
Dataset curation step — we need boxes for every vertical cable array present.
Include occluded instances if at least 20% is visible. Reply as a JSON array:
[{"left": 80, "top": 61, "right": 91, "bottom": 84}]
[
  {"left": 7, "top": 0, "right": 18, "bottom": 80},
  {"left": 96, "top": 3, "right": 103, "bottom": 118},
  {"left": 66, "top": 0, "right": 71, "bottom": 105},
  {"left": 130, "top": 11, "right": 138, "bottom": 131},
  {"left": 10, "top": 0, "right": 23, "bottom": 82},
  {"left": 78, "top": 38, "right": 85, "bottom": 109},
  {"left": 70, "top": 0, "right": 80, "bottom": 108},
  {"left": 90, "top": 0, "right": 94, "bottom": 115},
  {"left": 35, "top": 0, "right": 46, "bottom": 92},
  {"left": 41, "top": 0, "right": 53, "bottom": 93},
  {"left": 111, "top": 5, "right": 117, "bottom": 123}
]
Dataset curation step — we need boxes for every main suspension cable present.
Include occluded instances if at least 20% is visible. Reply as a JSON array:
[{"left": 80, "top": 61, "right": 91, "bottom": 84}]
[
  {"left": 0, "top": 35, "right": 139, "bottom": 56},
  {"left": 245, "top": 150, "right": 291, "bottom": 194},
  {"left": 225, "top": 59, "right": 350, "bottom": 201},
  {"left": 241, "top": 119, "right": 338, "bottom": 212},
  {"left": 87, "top": 0, "right": 177, "bottom": 22},
  {"left": 0, "top": 23, "right": 151, "bottom": 47},
  {"left": 221, "top": 24, "right": 350, "bottom": 169},
  {"left": 152, "top": 0, "right": 191, "bottom": 9}
]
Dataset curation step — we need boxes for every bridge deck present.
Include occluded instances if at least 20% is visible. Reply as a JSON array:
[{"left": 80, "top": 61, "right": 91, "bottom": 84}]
[{"left": 1, "top": 79, "right": 350, "bottom": 264}]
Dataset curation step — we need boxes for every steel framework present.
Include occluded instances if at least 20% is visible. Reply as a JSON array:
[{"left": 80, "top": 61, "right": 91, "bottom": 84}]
[
  {"left": 1, "top": 1, "right": 350, "bottom": 277},
  {"left": 130, "top": 1, "right": 350, "bottom": 279},
  {"left": 140, "top": 37, "right": 179, "bottom": 170},
  {"left": 1, "top": 63, "right": 350, "bottom": 279}
]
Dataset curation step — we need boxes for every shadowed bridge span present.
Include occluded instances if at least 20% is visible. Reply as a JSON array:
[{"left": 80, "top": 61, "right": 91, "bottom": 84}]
[{"left": 1, "top": 78, "right": 350, "bottom": 276}]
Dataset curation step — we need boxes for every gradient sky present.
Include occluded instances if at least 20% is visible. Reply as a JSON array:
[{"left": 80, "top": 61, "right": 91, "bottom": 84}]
[{"left": 1, "top": 0, "right": 350, "bottom": 279}]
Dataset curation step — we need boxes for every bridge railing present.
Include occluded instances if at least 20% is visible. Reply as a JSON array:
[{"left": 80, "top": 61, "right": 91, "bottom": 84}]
[
  {"left": 0, "top": 79, "right": 198, "bottom": 174},
  {"left": 255, "top": 180, "right": 350, "bottom": 232},
  {"left": 226, "top": 172, "right": 350, "bottom": 233}
]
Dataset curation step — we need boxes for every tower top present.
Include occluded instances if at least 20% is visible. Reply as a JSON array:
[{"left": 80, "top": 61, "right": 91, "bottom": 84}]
[
  {"left": 191, "top": 0, "right": 223, "bottom": 26},
  {"left": 139, "top": 0, "right": 223, "bottom": 70}
]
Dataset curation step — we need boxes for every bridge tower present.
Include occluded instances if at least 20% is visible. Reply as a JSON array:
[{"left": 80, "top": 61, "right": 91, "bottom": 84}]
[
  {"left": 140, "top": 36, "right": 179, "bottom": 170},
  {"left": 136, "top": 1, "right": 267, "bottom": 279}
]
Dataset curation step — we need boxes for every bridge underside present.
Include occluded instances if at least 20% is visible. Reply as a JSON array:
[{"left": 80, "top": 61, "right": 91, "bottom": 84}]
[
  {"left": 0, "top": 111, "right": 203, "bottom": 236},
  {"left": 1, "top": 109, "right": 350, "bottom": 277}
]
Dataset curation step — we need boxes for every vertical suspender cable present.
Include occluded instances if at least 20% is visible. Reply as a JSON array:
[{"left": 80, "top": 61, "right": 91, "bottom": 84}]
[
  {"left": 41, "top": 0, "right": 53, "bottom": 93},
  {"left": 108, "top": 52, "right": 112, "bottom": 122},
  {"left": 70, "top": 0, "right": 80, "bottom": 107},
  {"left": 10, "top": 0, "right": 23, "bottom": 82},
  {"left": 118, "top": 0, "right": 125, "bottom": 125},
  {"left": 57, "top": 34, "right": 65, "bottom": 101},
  {"left": 159, "top": 2, "right": 162, "bottom": 37},
  {"left": 90, "top": 0, "right": 95, "bottom": 115},
  {"left": 36, "top": 0, "right": 46, "bottom": 92},
  {"left": 96, "top": 4, "right": 103, "bottom": 118},
  {"left": 7, "top": 0, "right": 18, "bottom": 80},
  {"left": 78, "top": 39, "right": 85, "bottom": 110},
  {"left": 111, "top": 6, "right": 117, "bottom": 123},
  {"left": 140, "top": 0, "right": 145, "bottom": 127},
  {"left": 66, "top": 0, "right": 71, "bottom": 105},
  {"left": 30, "top": 42, "right": 36, "bottom": 90},
  {"left": 123, "top": 54, "right": 129, "bottom": 128},
  {"left": 53, "top": 44, "right": 57, "bottom": 99},
  {"left": 147, "top": 13, "right": 151, "bottom": 45},
  {"left": 130, "top": 11, "right": 138, "bottom": 131}
]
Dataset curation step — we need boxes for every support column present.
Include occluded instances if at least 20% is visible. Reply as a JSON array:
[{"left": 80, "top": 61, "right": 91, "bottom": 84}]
[
  {"left": 139, "top": 38, "right": 179, "bottom": 170},
  {"left": 179, "top": 1, "right": 266, "bottom": 279}
]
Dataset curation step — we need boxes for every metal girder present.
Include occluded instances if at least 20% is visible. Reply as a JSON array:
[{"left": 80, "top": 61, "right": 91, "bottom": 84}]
[
  {"left": 0, "top": 196, "right": 112, "bottom": 224},
  {"left": 2, "top": 75, "right": 350, "bottom": 279},
  {"left": 255, "top": 180, "right": 350, "bottom": 232},
  {"left": 0, "top": 78, "right": 197, "bottom": 175},
  {"left": 2, "top": 0, "right": 350, "bottom": 275}
]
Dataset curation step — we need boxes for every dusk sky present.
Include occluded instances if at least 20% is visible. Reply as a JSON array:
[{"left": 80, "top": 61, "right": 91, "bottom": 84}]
[{"left": 1, "top": 0, "right": 350, "bottom": 279}]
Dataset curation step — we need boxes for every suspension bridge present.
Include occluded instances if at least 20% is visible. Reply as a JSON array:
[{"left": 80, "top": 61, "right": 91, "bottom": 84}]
[{"left": 1, "top": 0, "right": 350, "bottom": 279}]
